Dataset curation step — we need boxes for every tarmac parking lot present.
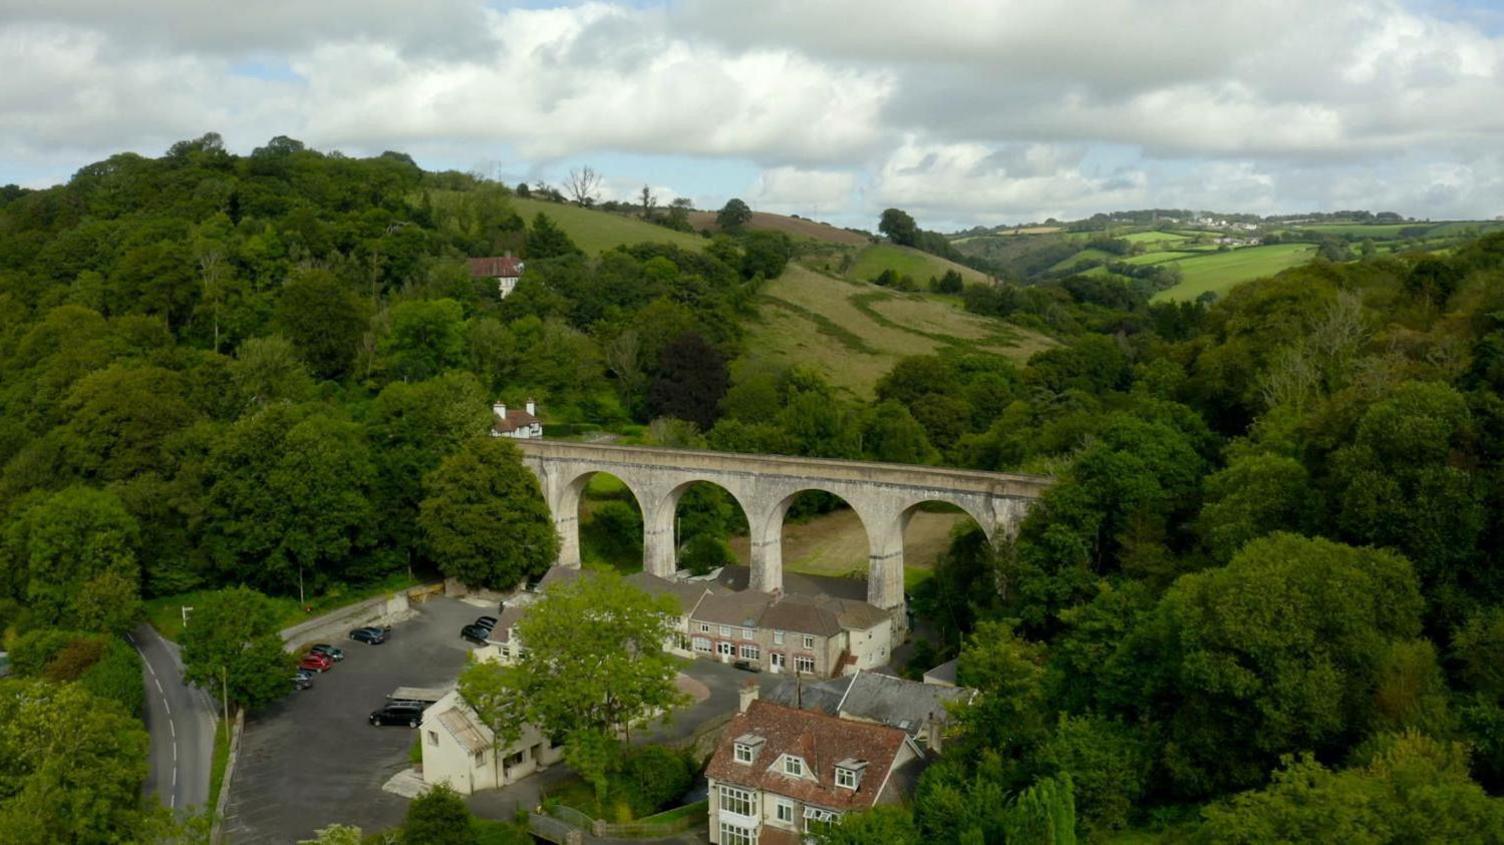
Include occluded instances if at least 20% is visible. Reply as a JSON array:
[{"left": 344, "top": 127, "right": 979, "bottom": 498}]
[{"left": 221, "top": 596, "right": 488, "bottom": 843}]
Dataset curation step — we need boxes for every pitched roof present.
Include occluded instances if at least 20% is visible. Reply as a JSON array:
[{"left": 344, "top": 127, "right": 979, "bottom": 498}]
[
  {"left": 834, "top": 671, "right": 972, "bottom": 736},
  {"left": 493, "top": 407, "right": 540, "bottom": 433},
  {"left": 764, "top": 675, "right": 852, "bottom": 716},
  {"left": 489, "top": 605, "right": 529, "bottom": 645},
  {"left": 537, "top": 565, "right": 584, "bottom": 590},
  {"left": 691, "top": 589, "right": 774, "bottom": 628},
  {"left": 436, "top": 706, "right": 490, "bottom": 755},
  {"left": 922, "top": 658, "right": 958, "bottom": 686},
  {"left": 624, "top": 571, "right": 712, "bottom": 616},
  {"left": 707, "top": 699, "right": 913, "bottom": 811},
  {"left": 468, "top": 255, "right": 524, "bottom": 278},
  {"left": 760, "top": 593, "right": 890, "bottom": 638}
]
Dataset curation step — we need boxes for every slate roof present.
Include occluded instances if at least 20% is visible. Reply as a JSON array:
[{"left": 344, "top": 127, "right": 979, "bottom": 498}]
[
  {"left": 537, "top": 565, "right": 584, "bottom": 591},
  {"left": 834, "top": 671, "right": 972, "bottom": 737},
  {"left": 764, "top": 675, "right": 852, "bottom": 716},
  {"left": 489, "top": 605, "right": 529, "bottom": 645},
  {"left": 624, "top": 571, "right": 712, "bottom": 616},
  {"left": 436, "top": 706, "right": 489, "bottom": 755},
  {"left": 923, "top": 658, "right": 959, "bottom": 686},
  {"left": 707, "top": 699, "right": 912, "bottom": 812},
  {"left": 468, "top": 255, "right": 524, "bottom": 278},
  {"left": 691, "top": 589, "right": 773, "bottom": 628}
]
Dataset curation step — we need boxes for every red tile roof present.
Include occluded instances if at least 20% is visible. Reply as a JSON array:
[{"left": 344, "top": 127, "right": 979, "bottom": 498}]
[
  {"left": 493, "top": 408, "right": 540, "bottom": 433},
  {"left": 468, "top": 256, "right": 524, "bottom": 278},
  {"left": 707, "top": 699, "right": 912, "bottom": 811}
]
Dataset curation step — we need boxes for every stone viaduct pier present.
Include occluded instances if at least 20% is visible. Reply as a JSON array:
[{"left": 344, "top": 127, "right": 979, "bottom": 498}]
[{"left": 514, "top": 440, "right": 1052, "bottom": 615}]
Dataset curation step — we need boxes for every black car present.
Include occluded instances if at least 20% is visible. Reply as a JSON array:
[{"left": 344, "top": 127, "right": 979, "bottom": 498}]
[
  {"left": 460, "top": 623, "right": 492, "bottom": 643},
  {"left": 291, "top": 670, "right": 314, "bottom": 691},
  {"left": 369, "top": 702, "right": 425, "bottom": 727},
  {"left": 310, "top": 643, "right": 345, "bottom": 661},
  {"left": 474, "top": 616, "right": 498, "bottom": 630},
  {"left": 350, "top": 626, "right": 388, "bottom": 645},
  {"left": 733, "top": 660, "right": 761, "bottom": 673}
]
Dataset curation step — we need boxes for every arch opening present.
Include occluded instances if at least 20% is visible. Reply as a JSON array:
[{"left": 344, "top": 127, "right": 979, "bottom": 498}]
[
  {"left": 900, "top": 499, "right": 993, "bottom": 657},
  {"left": 666, "top": 480, "right": 751, "bottom": 578},
  {"left": 569, "top": 471, "right": 646, "bottom": 574},
  {"left": 756, "top": 489, "right": 873, "bottom": 603}
]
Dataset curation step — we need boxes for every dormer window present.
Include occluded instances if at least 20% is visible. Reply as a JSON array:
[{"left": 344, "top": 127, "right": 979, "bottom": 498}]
[
  {"left": 783, "top": 755, "right": 805, "bottom": 777},
  {"left": 835, "top": 758, "right": 867, "bottom": 790},
  {"left": 733, "top": 734, "right": 764, "bottom": 764}
]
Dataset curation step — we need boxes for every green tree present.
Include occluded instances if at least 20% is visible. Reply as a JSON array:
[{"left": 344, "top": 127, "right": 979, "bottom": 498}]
[
  {"left": 59, "top": 363, "right": 198, "bottom": 481},
  {"left": 276, "top": 268, "right": 367, "bottom": 379},
  {"left": 862, "top": 400, "right": 937, "bottom": 464},
  {"left": 1037, "top": 715, "right": 1147, "bottom": 834},
  {"left": 458, "top": 570, "right": 684, "bottom": 765},
  {"left": 418, "top": 437, "right": 557, "bottom": 589},
  {"left": 879, "top": 208, "right": 918, "bottom": 246},
  {"left": 300, "top": 825, "right": 365, "bottom": 845},
  {"left": 648, "top": 332, "right": 728, "bottom": 431},
  {"left": 179, "top": 586, "right": 294, "bottom": 712},
  {"left": 1197, "top": 453, "right": 1316, "bottom": 562},
  {"left": 382, "top": 298, "right": 467, "bottom": 381},
  {"left": 0, "top": 679, "right": 159, "bottom": 842},
  {"left": 715, "top": 198, "right": 752, "bottom": 232},
  {"left": 229, "top": 335, "right": 315, "bottom": 408},
  {"left": 526, "top": 213, "right": 582, "bottom": 259},
  {"left": 4, "top": 486, "right": 141, "bottom": 631},
  {"left": 403, "top": 784, "right": 476, "bottom": 845},
  {"left": 811, "top": 805, "right": 921, "bottom": 845}
]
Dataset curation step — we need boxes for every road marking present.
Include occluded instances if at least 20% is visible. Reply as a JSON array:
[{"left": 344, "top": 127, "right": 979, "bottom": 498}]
[
  {"left": 173, "top": 743, "right": 178, "bottom": 762},
  {"left": 163, "top": 699, "right": 171, "bottom": 716},
  {"left": 169, "top": 720, "right": 176, "bottom": 739},
  {"left": 154, "top": 676, "right": 164, "bottom": 694}
]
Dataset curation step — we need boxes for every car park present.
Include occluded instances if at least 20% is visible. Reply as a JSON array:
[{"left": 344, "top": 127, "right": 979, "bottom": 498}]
[
  {"left": 310, "top": 644, "right": 344, "bottom": 662},
  {"left": 349, "top": 626, "right": 388, "bottom": 645},
  {"left": 291, "top": 670, "right": 314, "bottom": 691},
  {"left": 369, "top": 701, "right": 425, "bottom": 727},
  {"left": 299, "top": 652, "right": 334, "bottom": 673}
]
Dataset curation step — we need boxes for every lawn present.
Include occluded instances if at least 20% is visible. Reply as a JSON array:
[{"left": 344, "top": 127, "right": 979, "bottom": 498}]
[
  {"left": 1151, "top": 243, "right": 1318, "bottom": 302},
  {"left": 1049, "top": 248, "right": 1116, "bottom": 272},
  {"left": 1119, "top": 231, "right": 1189, "bottom": 245},
  {"left": 1296, "top": 223, "right": 1416, "bottom": 238},
  {"left": 742, "top": 263, "right": 1052, "bottom": 398},
  {"left": 511, "top": 197, "right": 706, "bottom": 255},
  {"left": 144, "top": 571, "right": 421, "bottom": 641},
  {"left": 847, "top": 243, "right": 991, "bottom": 286}
]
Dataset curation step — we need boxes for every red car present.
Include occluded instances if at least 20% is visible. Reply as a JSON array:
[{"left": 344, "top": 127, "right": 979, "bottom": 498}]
[{"left": 299, "top": 652, "right": 333, "bottom": 673}]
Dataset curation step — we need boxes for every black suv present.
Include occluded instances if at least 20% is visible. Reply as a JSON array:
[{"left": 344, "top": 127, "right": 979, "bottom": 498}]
[
  {"left": 350, "top": 626, "right": 388, "bottom": 645},
  {"left": 369, "top": 702, "right": 425, "bottom": 727},
  {"left": 460, "top": 623, "right": 492, "bottom": 643}
]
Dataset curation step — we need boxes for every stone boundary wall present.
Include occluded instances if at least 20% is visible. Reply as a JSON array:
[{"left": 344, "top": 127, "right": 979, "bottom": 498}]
[{"left": 209, "top": 709, "right": 245, "bottom": 845}]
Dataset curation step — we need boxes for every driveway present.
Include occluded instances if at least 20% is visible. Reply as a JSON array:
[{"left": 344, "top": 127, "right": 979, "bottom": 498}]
[
  {"left": 221, "top": 596, "right": 489, "bottom": 843},
  {"left": 128, "top": 624, "right": 217, "bottom": 813}
]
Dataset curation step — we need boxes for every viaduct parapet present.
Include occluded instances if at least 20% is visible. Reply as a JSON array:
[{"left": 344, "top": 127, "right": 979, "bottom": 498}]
[{"left": 514, "top": 439, "right": 1051, "bottom": 615}]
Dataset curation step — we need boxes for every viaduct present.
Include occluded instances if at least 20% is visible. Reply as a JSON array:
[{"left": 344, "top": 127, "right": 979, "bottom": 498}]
[{"left": 514, "top": 440, "right": 1052, "bottom": 616}]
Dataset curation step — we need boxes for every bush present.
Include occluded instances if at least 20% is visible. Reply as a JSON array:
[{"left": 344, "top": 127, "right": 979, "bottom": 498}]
[
  {"left": 81, "top": 640, "right": 145, "bottom": 717},
  {"left": 680, "top": 533, "right": 733, "bottom": 575},
  {"left": 8, "top": 628, "right": 83, "bottom": 677},
  {"left": 404, "top": 784, "right": 476, "bottom": 845},
  {"left": 616, "top": 745, "right": 693, "bottom": 817}
]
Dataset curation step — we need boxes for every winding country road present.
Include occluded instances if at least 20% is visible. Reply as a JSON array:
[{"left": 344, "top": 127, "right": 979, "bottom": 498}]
[{"left": 127, "top": 623, "right": 218, "bottom": 812}]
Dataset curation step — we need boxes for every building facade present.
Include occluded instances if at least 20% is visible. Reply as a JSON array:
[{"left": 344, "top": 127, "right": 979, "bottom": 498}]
[{"left": 419, "top": 689, "right": 562, "bottom": 796}]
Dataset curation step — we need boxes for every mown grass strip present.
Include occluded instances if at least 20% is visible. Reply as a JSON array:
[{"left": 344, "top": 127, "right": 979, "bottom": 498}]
[
  {"left": 848, "top": 291, "right": 1022, "bottom": 352},
  {"left": 759, "top": 295, "right": 879, "bottom": 354}
]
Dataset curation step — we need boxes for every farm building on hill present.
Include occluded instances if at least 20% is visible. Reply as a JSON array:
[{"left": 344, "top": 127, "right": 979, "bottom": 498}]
[{"left": 468, "top": 254, "right": 525, "bottom": 298}]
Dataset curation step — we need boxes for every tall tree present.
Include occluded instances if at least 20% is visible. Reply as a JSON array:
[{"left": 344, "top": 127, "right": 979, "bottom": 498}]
[
  {"left": 879, "top": 208, "right": 919, "bottom": 246},
  {"left": 648, "top": 332, "right": 728, "bottom": 431},
  {"left": 716, "top": 198, "right": 752, "bottom": 231},
  {"left": 4, "top": 485, "right": 141, "bottom": 632},
  {"left": 381, "top": 298, "right": 467, "bottom": 381},
  {"left": 276, "top": 268, "right": 367, "bottom": 380},
  {"left": 418, "top": 437, "right": 558, "bottom": 589},
  {"left": 179, "top": 586, "right": 293, "bottom": 712},
  {"left": 565, "top": 166, "right": 602, "bottom": 207}
]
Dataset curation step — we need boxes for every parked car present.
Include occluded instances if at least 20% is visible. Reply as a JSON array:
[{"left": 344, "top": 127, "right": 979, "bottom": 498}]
[
  {"left": 310, "top": 644, "right": 344, "bottom": 662},
  {"left": 299, "top": 652, "right": 334, "bottom": 673},
  {"left": 733, "top": 660, "right": 761, "bottom": 673},
  {"left": 460, "top": 623, "right": 492, "bottom": 643},
  {"left": 350, "top": 626, "right": 388, "bottom": 645},
  {"left": 291, "top": 670, "right": 314, "bottom": 691},
  {"left": 369, "top": 701, "right": 426, "bottom": 728},
  {"left": 473, "top": 616, "right": 498, "bottom": 630}
]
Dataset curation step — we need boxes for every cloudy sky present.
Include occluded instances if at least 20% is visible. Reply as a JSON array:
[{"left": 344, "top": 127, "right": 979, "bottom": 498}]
[{"left": 3, "top": 0, "right": 1504, "bottom": 229}]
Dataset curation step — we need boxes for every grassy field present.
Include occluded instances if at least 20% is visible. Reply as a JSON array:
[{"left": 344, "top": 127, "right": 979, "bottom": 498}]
[
  {"left": 687, "top": 210, "right": 870, "bottom": 246},
  {"left": 1297, "top": 222, "right": 1416, "bottom": 237},
  {"left": 144, "top": 571, "right": 421, "bottom": 641},
  {"left": 1151, "top": 243, "right": 1318, "bottom": 302},
  {"left": 1120, "top": 231, "right": 1190, "bottom": 245},
  {"left": 743, "top": 263, "right": 1053, "bottom": 397},
  {"left": 511, "top": 197, "right": 706, "bottom": 255},
  {"left": 847, "top": 243, "right": 992, "bottom": 287}
]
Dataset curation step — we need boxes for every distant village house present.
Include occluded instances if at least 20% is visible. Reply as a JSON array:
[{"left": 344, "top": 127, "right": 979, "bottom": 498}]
[
  {"left": 468, "top": 254, "right": 524, "bottom": 299},
  {"left": 491, "top": 399, "right": 542, "bottom": 440}
]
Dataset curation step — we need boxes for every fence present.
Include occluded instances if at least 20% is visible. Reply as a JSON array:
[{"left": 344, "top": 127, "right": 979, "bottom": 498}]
[{"left": 544, "top": 799, "right": 708, "bottom": 839}]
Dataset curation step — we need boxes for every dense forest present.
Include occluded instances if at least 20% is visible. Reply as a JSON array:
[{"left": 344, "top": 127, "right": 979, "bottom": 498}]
[{"left": 3, "top": 135, "right": 1504, "bottom": 840}]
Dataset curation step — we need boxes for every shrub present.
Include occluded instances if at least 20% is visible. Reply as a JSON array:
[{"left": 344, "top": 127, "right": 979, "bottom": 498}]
[
  {"left": 680, "top": 533, "right": 733, "bottom": 576},
  {"left": 616, "top": 745, "right": 693, "bottom": 817},
  {"left": 8, "top": 628, "right": 82, "bottom": 677},
  {"left": 81, "top": 640, "right": 145, "bottom": 717}
]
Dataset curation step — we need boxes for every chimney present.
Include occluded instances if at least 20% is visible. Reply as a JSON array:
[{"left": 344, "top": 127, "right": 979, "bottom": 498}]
[
  {"left": 525, "top": 398, "right": 536, "bottom": 416},
  {"left": 925, "top": 711, "right": 943, "bottom": 755},
  {"left": 493, "top": 401, "right": 506, "bottom": 420},
  {"left": 738, "top": 680, "right": 759, "bottom": 714}
]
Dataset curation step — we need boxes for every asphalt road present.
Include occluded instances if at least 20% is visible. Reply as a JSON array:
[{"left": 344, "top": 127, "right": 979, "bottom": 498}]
[
  {"left": 128, "top": 623, "right": 218, "bottom": 813},
  {"left": 220, "top": 596, "right": 485, "bottom": 843}
]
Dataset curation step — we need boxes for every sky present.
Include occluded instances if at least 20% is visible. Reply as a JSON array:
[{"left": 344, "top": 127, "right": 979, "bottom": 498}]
[{"left": 3, "top": 0, "right": 1504, "bottom": 230}]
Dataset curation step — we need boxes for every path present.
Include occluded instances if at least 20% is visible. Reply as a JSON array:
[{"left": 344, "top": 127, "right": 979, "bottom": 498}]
[{"left": 128, "top": 623, "right": 218, "bottom": 813}]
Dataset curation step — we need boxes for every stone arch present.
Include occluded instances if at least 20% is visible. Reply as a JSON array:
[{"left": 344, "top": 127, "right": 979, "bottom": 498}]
[
  {"left": 640, "top": 476, "right": 756, "bottom": 578},
  {"left": 551, "top": 467, "right": 650, "bottom": 570},
  {"left": 747, "top": 485, "right": 879, "bottom": 598}
]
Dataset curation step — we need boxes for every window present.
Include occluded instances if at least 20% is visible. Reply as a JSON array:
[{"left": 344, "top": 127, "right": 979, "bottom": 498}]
[
  {"left": 773, "top": 630, "right": 785, "bottom": 645},
  {"left": 783, "top": 756, "right": 804, "bottom": 777},
  {"left": 717, "top": 641, "right": 734, "bottom": 657},
  {"left": 720, "top": 625, "right": 733, "bottom": 637},
  {"left": 775, "top": 798, "right": 794, "bottom": 824},
  {"left": 739, "top": 644, "right": 760, "bottom": 660},
  {"left": 802, "top": 635, "right": 815, "bottom": 650},
  {"left": 718, "top": 785, "right": 756, "bottom": 818},
  {"left": 693, "top": 636, "right": 712, "bottom": 653},
  {"left": 734, "top": 743, "right": 755, "bottom": 764},
  {"left": 836, "top": 767, "right": 857, "bottom": 789},
  {"left": 719, "top": 822, "right": 755, "bottom": 845},
  {"left": 804, "top": 807, "right": 838, "bottom": 833},
  {"left": 796, "top": 655, "right": 816, "bottom": 674},
  {"left": 427, "top": 730, "right": 439, "bottom": 747},
  {"left": 699, "top": 623, "right": 711, "bottom": 633},
  {"left": 474, "top": 750, "right": 486, "bottom": 767}
]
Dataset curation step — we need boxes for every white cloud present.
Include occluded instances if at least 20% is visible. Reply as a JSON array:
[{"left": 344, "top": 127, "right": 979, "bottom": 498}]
[{"left": 1, "top": 0, "right": 1503, "bottom": 223}]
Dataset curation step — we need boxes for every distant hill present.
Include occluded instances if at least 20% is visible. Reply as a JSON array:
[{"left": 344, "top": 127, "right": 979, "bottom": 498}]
[
  {"left": 512, "top": 197, "right": 706, "bottom": 254},
  {"left": 741, "top": 263, "right": 1053, "bottom": 398},
  {"left": 687, "top": 210, "right": 871, "bottom": 246}
]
